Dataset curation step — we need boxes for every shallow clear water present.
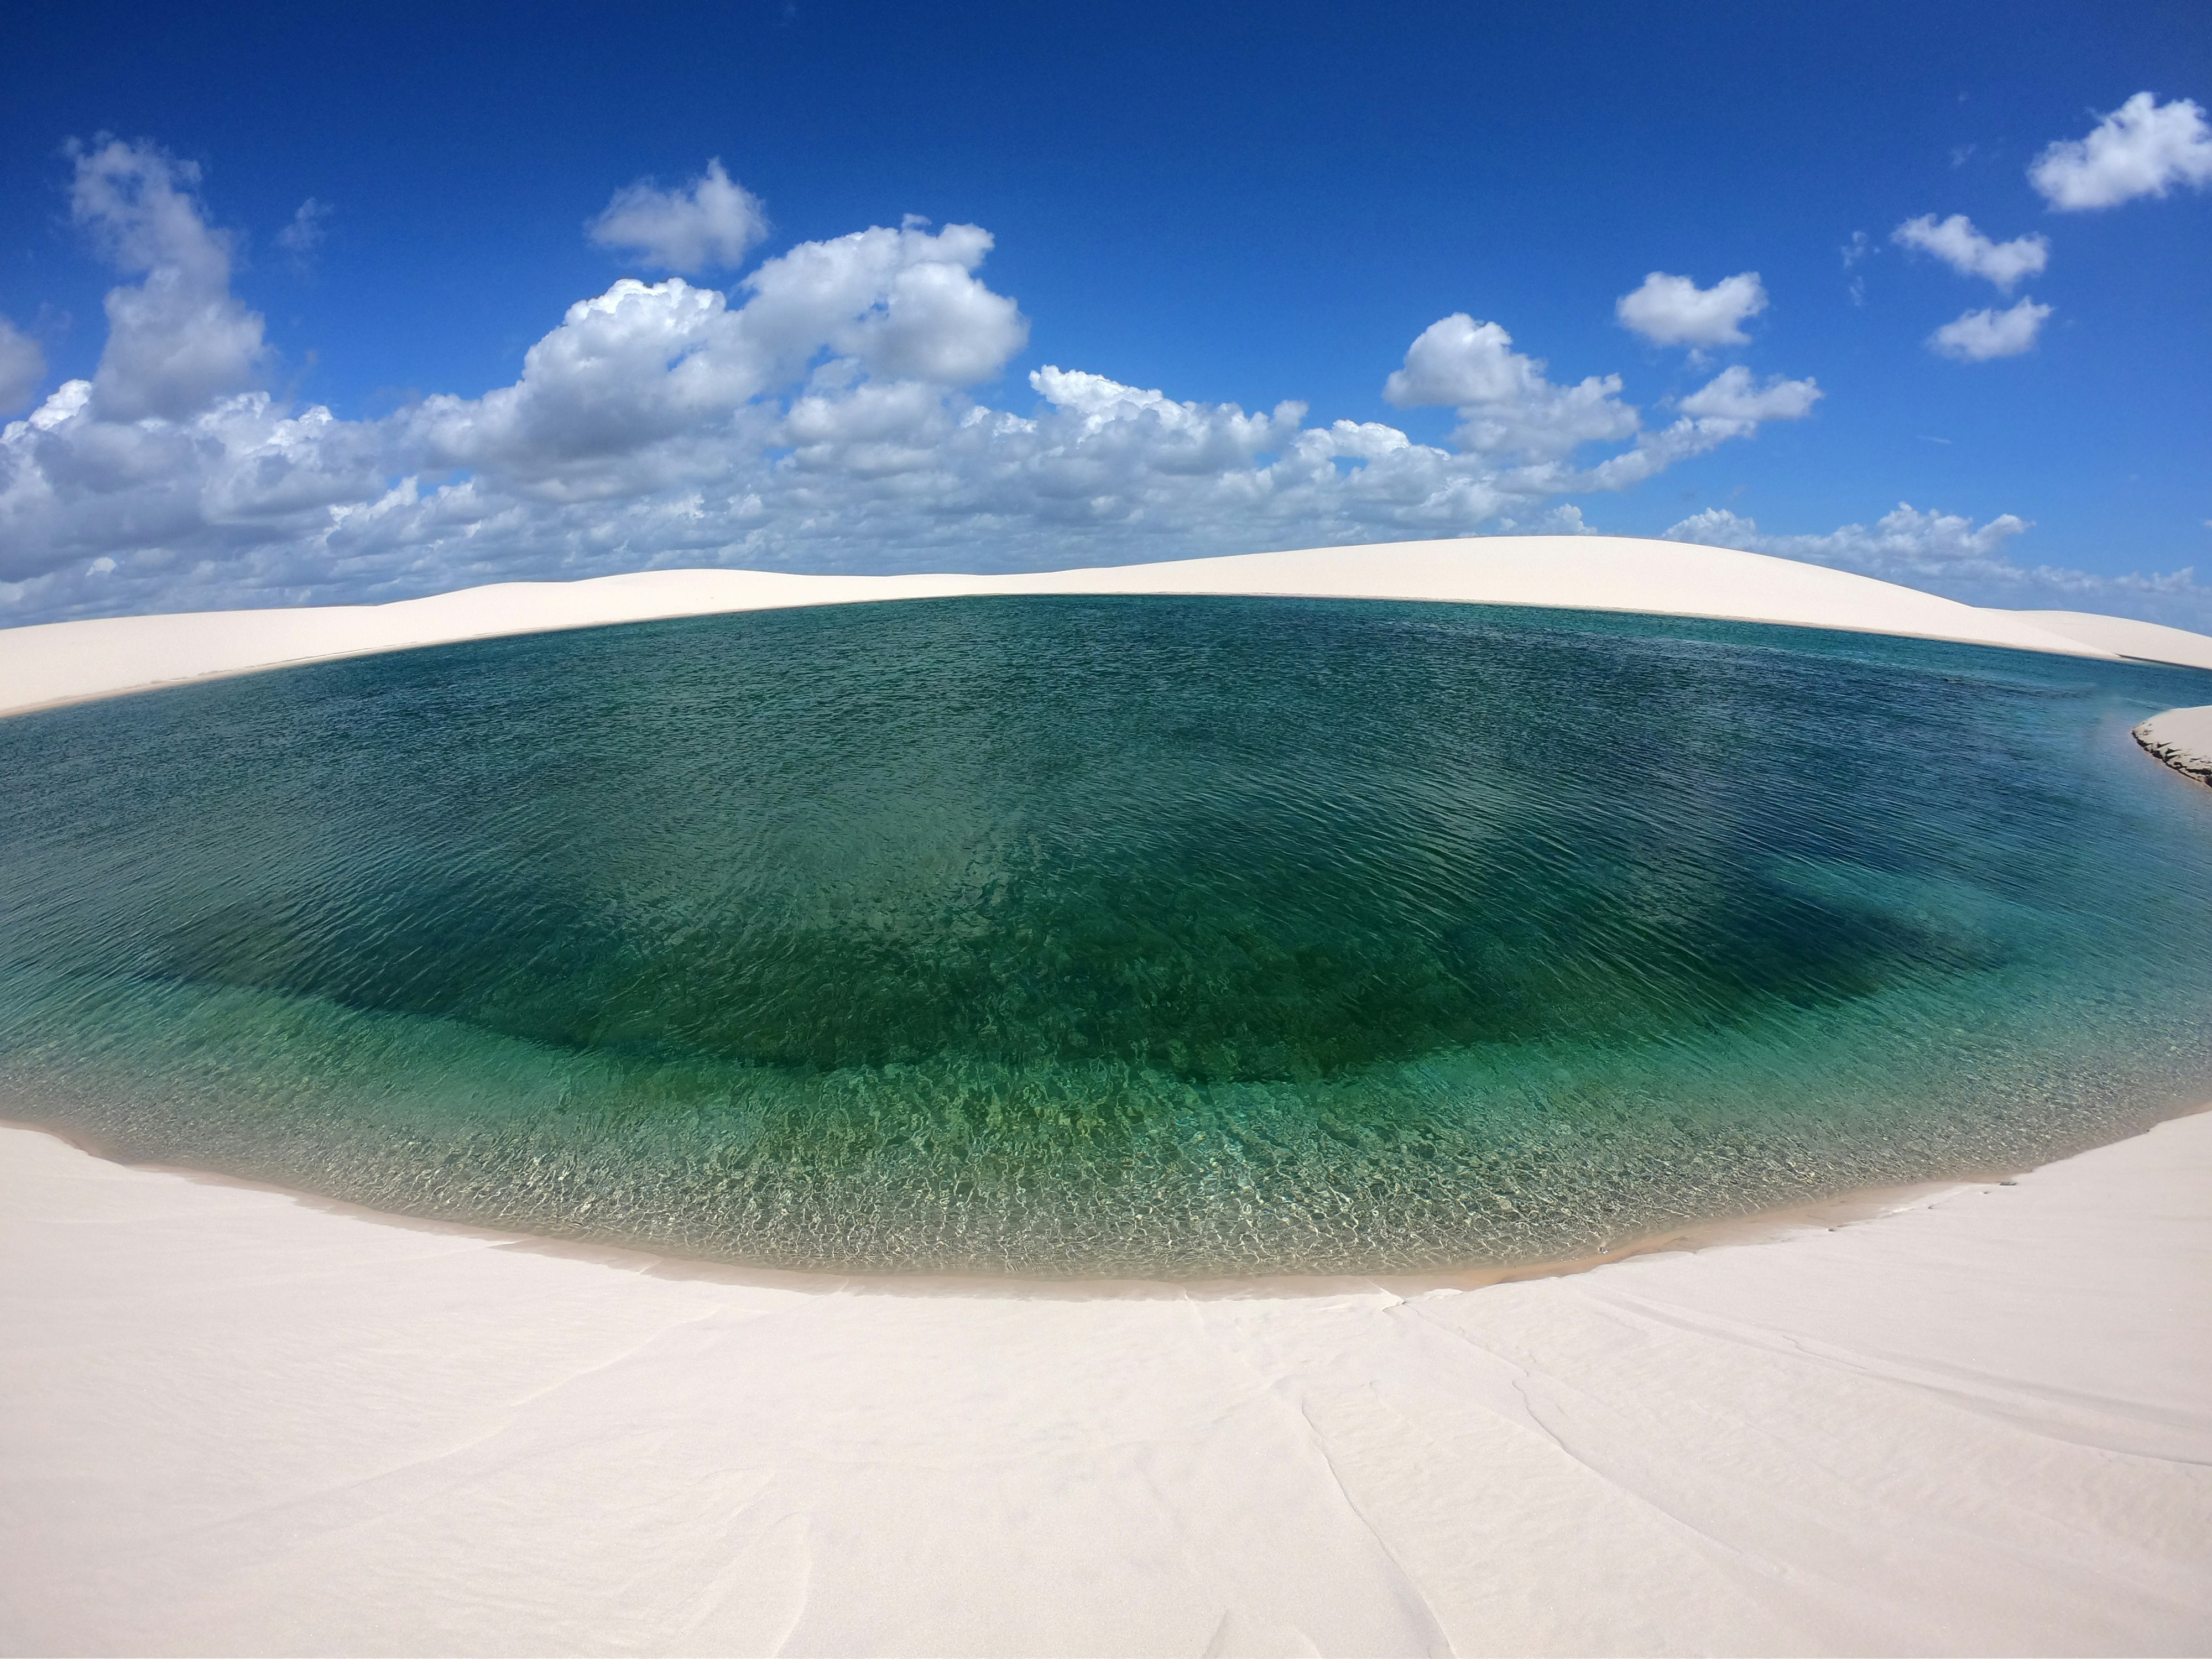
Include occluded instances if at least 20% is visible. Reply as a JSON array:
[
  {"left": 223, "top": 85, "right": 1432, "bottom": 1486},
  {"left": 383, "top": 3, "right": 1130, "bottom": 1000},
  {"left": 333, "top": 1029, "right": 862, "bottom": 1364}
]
[{"left": 3, "top": 595, "right": 2210, "bottom": 1276}]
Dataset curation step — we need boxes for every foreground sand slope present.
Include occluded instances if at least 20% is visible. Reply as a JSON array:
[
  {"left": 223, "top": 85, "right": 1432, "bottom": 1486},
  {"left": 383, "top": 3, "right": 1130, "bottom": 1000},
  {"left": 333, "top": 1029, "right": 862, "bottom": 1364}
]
[
  {"left": 3, "top": 1116, "right": 2207, "bottom": 1657},
  {"left": 4, "top": 535, "right": 2185, "bottom": 719}
]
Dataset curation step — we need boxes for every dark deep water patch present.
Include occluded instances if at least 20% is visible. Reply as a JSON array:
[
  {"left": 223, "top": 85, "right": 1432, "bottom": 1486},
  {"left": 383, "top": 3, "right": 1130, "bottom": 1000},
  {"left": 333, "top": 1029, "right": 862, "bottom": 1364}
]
[{"left": 4, "top": 594, "right": 2210, "bottom": 1275}]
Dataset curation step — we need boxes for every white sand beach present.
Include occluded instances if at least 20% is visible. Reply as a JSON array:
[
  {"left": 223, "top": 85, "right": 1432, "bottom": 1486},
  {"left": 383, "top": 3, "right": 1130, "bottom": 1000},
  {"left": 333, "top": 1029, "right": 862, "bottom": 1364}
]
[
  {"left": 4, "top": 535, "right": 2212, "bottom": 1656},
  {"left": 4, "top": 1113, "right": 2209, "bottom": 1656},
  {"left": 2137, "top": 705, "right": 2212, "bottom": 787},
  {"left": 11, "top": 534, "right": 2212, "bottom": 720}
]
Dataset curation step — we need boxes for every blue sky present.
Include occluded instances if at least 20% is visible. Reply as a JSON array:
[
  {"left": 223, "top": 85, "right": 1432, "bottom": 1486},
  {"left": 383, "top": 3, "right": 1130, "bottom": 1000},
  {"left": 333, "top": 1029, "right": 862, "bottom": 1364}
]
[{"left": 2, "top": 0, "right": 2208, "bottom": 626}]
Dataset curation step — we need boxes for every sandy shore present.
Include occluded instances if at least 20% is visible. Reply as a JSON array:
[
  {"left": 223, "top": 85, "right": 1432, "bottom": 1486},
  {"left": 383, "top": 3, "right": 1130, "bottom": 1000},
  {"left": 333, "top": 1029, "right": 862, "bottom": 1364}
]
[
  {"left": 14, "top": 534, "right": 2212, "bottom": 720},
  {"left": 6, "top": 536, "right": 2212, "bottom": 1655},
  {"left": 3, "top": 1114, "right": 2208, "bottom": 1655},
  {"left": 2136, "top": 705, "right": 2212, "bottom": 786}
]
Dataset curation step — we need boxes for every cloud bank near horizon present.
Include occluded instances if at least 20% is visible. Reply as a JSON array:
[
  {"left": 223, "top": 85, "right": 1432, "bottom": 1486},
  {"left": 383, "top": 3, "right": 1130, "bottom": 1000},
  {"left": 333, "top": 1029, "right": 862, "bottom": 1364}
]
[
  {"left": 1662, "top": 503, "right": 2207, "bottom": 620},
  {"left": 1, "top": 142, "right": 2204, "bottom": 632}
]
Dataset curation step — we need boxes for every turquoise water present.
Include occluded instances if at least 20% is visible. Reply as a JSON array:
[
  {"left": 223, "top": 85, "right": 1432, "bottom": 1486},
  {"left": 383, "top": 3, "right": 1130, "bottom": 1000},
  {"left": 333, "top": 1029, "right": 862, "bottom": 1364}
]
[{"left": 3, "top": 595, "right": 2210, "bottom": 1276}]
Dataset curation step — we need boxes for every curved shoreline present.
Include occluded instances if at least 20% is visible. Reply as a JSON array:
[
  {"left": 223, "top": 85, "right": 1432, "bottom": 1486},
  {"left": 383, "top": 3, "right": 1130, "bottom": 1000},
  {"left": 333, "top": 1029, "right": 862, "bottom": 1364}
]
[
  {"left": 0, "top": 1108, "right": 2057, "bottom": 1301},
  {"left": 6, "top": 540, "right": 2212, "bottom": 1652},
  {"left": 2136, "top": 705, "right": 2212, "bottom": 786},
  {"left": 13, "top": 534, "right": 2212, "bottom": 724},
  {"left": 6, "top": 1107, "right": 2210, "bottom": 1652}
]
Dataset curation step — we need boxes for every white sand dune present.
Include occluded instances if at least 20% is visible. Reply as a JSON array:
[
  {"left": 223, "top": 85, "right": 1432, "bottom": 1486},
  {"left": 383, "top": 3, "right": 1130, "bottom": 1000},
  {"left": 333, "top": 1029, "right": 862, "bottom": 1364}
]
[
  {"left": 12, "top": 534, "right": 2212, "bottom": 719},
  {"left": 3, "top": 1115, "right": 2208, "bottom": 1656},
  {"left": 2019, "top": 610, "right": 2212, "bottom": 672},
  {"left": 6, "top": 535, "right": 2212, "bottom": 1655}
]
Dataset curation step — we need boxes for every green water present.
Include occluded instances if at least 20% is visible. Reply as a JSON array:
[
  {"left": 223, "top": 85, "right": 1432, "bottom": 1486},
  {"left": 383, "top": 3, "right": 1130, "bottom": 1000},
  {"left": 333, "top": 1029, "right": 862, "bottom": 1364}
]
[{"left": 3, "top": 595, "right": 2209, "bottom": 1275}]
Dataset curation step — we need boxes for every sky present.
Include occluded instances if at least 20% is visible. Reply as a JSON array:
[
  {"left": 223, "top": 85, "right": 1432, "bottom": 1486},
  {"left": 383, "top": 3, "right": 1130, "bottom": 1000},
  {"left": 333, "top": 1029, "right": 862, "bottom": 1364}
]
[{"left": 1, "top": 0, "right": 2209, "bottom": 628}]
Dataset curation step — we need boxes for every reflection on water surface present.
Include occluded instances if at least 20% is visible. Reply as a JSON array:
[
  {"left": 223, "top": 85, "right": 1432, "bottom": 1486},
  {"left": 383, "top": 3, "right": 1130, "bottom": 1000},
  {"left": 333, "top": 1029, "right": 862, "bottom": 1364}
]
[{"left": 4, "top": 595, "right": 2210, "bottom": 1274}]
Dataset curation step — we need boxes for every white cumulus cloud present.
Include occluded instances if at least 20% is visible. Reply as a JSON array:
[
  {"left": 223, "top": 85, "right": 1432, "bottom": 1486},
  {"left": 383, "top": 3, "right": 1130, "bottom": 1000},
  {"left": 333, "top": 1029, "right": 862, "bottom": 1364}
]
[
  {"left": 1666, "top": 502, "right": 2210, "bottom": 629},
  {"left": 1614, "top": 271, "right": 1767, "bottom": 348},
  {"left": 1676, "top": 366, "right": 1822, "bottom": 422},
  {"left": 1669, "top": 502, "right": 2027, "bottom": 572},
  {"left": 746, "top": 221, "right": 1028, "bottom": 385},
  {"left": 1383, "top": 314, "right": 1542, "bottom": 405},
  {"left": 0, "top": 144, "right": 1827, "bottom": 628},
  {"left": 0, "top": 317, "right": 43, "bottom": 414},
  {"left": 1572, "top": 367, "right": 1820, "bottom": 493},
  {"left": 587, "top": 158, "right": 769, "bottom": 273},
  {"left": 401, "top": 221, "right": 1030, "bottom": 488},
  {"left": 69, "top": 138, "right": 269, "bottom": 421},
  {"left": 1382, "top": 314, "right": 1639, "bottom": 461},
  {"left": 1890, "top": 214, "right": 2048, "bottom": 290},
  {"left": 1927, "top": 297, "right": 2052, "bottom": 362},
  {"left": 2030, "top": 92, "right": 2212, "bottom": 210}
]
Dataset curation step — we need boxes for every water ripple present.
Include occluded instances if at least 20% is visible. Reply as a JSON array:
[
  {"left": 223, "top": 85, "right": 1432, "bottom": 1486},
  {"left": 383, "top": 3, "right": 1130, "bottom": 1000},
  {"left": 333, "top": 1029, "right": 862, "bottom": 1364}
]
[{"left": 2, "top": 595, "right": 2210, "bottom": 1275}]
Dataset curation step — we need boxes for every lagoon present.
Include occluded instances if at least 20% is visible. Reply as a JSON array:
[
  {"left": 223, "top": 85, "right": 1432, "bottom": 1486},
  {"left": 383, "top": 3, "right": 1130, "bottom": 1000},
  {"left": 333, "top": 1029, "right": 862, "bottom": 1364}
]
[{"left": 4, "top": 594, "right": 2209, "bottom": 1276}]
